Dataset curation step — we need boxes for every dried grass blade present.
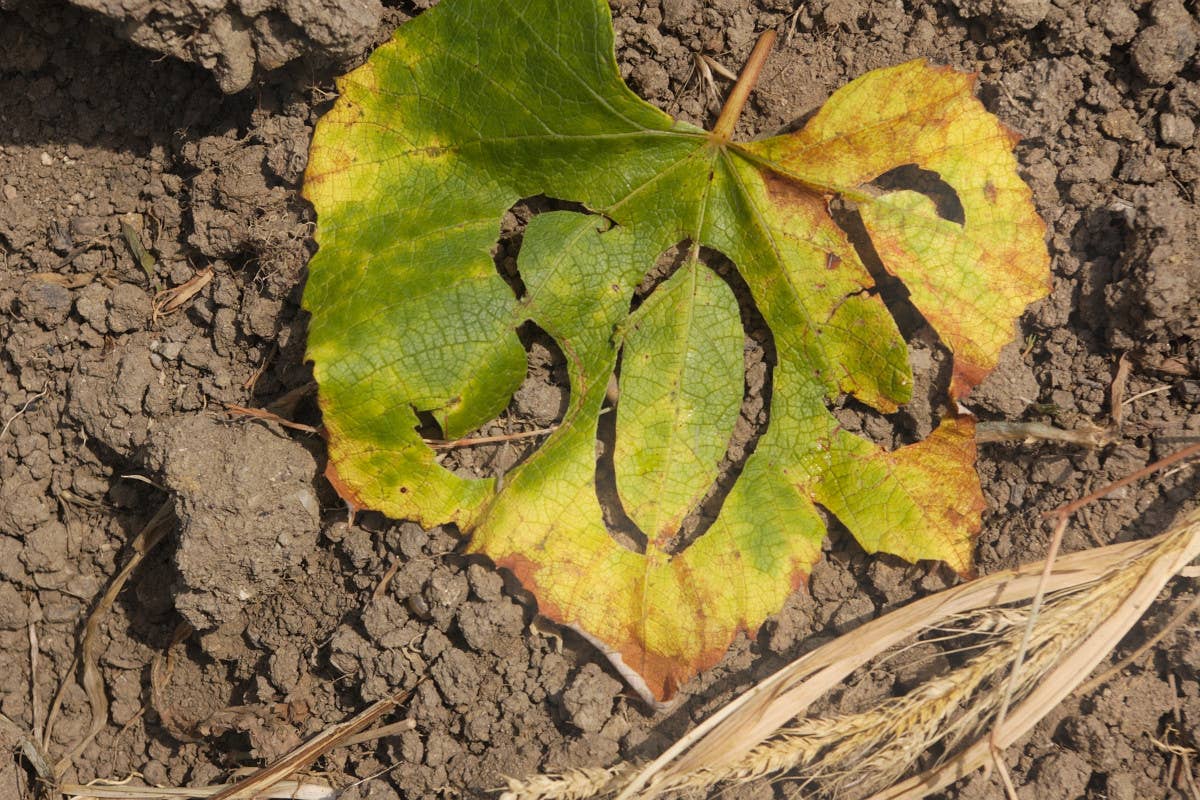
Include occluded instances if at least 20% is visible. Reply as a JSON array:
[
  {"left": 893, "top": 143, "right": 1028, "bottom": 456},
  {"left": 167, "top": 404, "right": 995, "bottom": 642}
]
[
  {"left": 152, "top": 268, "right": 213, "bottom": 322},
  {"left": 613, "top": 512, "right": 1199, "bottom": 799},
  {"left": 206, "top": 687, "right": 413, "bottom": 800},
  {"left": 61, "top": 779, "right": 334, "bottom": 799},
  {"left": 223, "top": 403, "right": 320, "bottom": 434},
  {"left": 1, "top": 711, "right": 55, "bottom": 786},
  {"left": 120, "top": 220, "right": 157, "bottom": 283},
  {"left": 867, "top": 508, "right": 1200, "bottom": 800},
  {"left": 49, "top": 501, "right": 174, "bottom": 777}
]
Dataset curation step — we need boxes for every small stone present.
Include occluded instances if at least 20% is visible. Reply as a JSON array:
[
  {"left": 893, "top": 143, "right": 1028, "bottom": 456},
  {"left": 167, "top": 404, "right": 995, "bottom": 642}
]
[
  {"left": 430, "top": 648, "right": 481, "bottom": 707},
  {"left": 1028, "top": 752, "right": 1091, "bottom": 800},
  {"left": 39, "top": 151, "right": 53, "bottom": 166},
  {"left": 456, "top": 598, "right": 524, "bottom": 655},
  {"left": 1131, "top": 1, "right": 1197, "bottom": 87},
  {"left": 561, "top": 663, "right": 621, "bottom": 733},
  {"left": 1031, "top": 457, "right": 1071, "bottom": 484},
  {"left": 1159, "top": 112, "right": 1196, "bottom": 147},
  {"left": 948, "top": 0, "right": 1049, "bottom": 30},
  {"left": 19, "top": 281, "right": 73, "bottom": 328},
  {"left": 21, "top": 521, "right": 69, "bottom": 573},
  {"left": 1118, "top": 151, "right": 1168, "bottom": 184},
  {"left": 1100, "top": 108, "right": 1144, "bottom": 142},
  {"left": 106, "top": 283, "right": 150, "bottom": 334},
  {"left": 423, "top": 729, "right": 461, "bottom": 767},
  {"left": 268, "top": 644, "right": 303, "bottom": 691},
  {"left": 0, "top": 583, "right": 28, "bottom": 630},
  {"left": 1178, "top": 380, "right": 1200, "bottom": 404},
  {"left": 69, "top": 216, "right": 104, "bottom": 238},
  {"left": 660, "top": 0, "right": 699, "bottom": 27},
  {"left": 1098, "top": 0, "right": 1139, "bottom": 45},
  {"left": 152, "top": 340, "right": 184, "bottom": 360},
  {"left": 1168, "top": 83, "right": 1200, "bottom": 117},
  {"left": 74, "top": 283, "right": 110, "bottom": 330},
  {"left": 1105, "top": 773, "right": 1137, "bottom": 800},
  {"left": 0, "top": 479, "right": 52, "bottom": 535},
  {"left": 422, "top": 569, "right": 469, "bottom": 629},
  {"left": 467, "top": 563, "right": 504, "bottom": 602},
  {"left": 2, "top": 184, "right": 17, "bottom": 201},
  {"left": 629, "top": 60, "right": 669, "bottom": 100},
  {"left": 397, "top": 523, "right": 428, "bottom": 559}
]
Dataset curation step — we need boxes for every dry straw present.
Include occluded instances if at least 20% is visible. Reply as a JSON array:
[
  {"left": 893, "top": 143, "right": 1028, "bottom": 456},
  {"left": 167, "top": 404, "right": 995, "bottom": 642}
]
[{"left": 503, "top": 505, "right": 1200, "bottom": 800}]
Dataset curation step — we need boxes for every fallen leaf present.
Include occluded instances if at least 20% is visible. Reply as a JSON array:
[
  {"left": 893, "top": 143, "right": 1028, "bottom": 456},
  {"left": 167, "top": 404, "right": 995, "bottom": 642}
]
[{"left": 303, "top": 0, "right": 1049, "bottom": 702}]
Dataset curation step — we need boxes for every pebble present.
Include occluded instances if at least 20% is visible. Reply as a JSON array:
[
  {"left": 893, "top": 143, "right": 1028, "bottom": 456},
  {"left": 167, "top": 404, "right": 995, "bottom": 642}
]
[{"left": 1159, "top": 112, "right": 1196, "bottom": 148}]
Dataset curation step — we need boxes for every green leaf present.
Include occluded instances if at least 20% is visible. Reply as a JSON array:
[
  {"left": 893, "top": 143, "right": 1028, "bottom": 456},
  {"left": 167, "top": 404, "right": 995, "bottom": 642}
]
[
  {"left": 303, "top": 0, "right": 1050, "bottom": 702},
  {"left": 614, "top": 260, "right": 743, "bottom": 547}
]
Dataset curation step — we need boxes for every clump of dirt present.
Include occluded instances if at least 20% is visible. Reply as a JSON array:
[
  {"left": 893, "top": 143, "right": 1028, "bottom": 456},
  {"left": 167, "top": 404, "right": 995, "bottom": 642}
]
[
  {"left": 144, "top": 414, "right": 322, "bottom": 659},
  {"left": 29, "top": 0, "right": 386, "bottom": 92},
  {"left": 1, "top": 0, "right": 1198, "bottom": 799}
]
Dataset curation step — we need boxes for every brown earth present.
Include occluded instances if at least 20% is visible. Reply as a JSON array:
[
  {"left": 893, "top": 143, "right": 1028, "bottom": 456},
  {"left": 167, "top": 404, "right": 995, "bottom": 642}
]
[{"left": 1, "top": 0, "right": 1199, "bottom": 798}]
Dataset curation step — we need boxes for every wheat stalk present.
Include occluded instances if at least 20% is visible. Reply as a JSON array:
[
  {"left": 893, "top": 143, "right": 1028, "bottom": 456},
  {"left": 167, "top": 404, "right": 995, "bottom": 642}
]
[{"left": 503, "top": 507, "right": 1200, "bottom": 800}]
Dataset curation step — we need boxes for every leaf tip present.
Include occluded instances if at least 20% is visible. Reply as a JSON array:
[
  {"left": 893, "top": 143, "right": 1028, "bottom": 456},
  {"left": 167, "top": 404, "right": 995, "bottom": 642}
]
[{"left": 324, "top": 455, "right": 367, "bottom": 514}]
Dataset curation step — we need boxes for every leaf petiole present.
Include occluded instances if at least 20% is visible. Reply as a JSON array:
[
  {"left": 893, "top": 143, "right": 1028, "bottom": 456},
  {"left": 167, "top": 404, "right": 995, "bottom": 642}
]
[{"left": 711, "top": 30, "right": 776, "bottom": 142}]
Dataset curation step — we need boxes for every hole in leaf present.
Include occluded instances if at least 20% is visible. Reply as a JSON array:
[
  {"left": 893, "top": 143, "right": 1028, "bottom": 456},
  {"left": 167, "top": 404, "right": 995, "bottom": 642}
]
[
  {"left": 594, "top": 242, "right": 775, "bottom": 555},
  {"left": 669, "top": 246, "right": 775, "bottom": 554},
  {"left": 414, "top": 408, "right": 444, "bottom": 441},
  {"left": 493, "top": 195, "right": 593, "bottom": 299},
  {"left": 594, "top": 355, "right": 646, "bottom": 554},
  {"left": 829, "top": 201, "right": 954, "bottom": 448},
  {"left": 868, "top": 164, "right": 965, "bottom": 225},
  {"left": 432, "top": 322, "right": 569, "bottom": 478},
  {"left": 428, "top": 195, "right": 596, "bottom": 478}
]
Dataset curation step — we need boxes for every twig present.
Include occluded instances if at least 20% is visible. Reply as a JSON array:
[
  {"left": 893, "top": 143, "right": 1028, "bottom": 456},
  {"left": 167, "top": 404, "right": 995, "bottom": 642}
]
[
  {"left": 523, "top": 506, "right": 1200, "bottom": 800},
  {"left": 974, "top": 420, "right": 1113, "bottom": 447},
  {"left": 338, "top": 760, "right": 409, "bottom": 792},
  {"left": 30, "top": 612, "right": 43, "bottom": 745},
  {"left": 988, "top": 512, "right": 1067, "bottom": 755},
  {"left": 0, "top": 712, "right": 55, "bottom": 790},
  {"left": 208, "top": 687, "right": 416, "bottom": 800},
  {"left": 1110, "top": 352, "right": 1132, "bottom": 427},
  {"left": 711, "top": 30, "right": 776, "bottom": 141},
  {"left": 691, "top": 53, "right": 720, "bottom": 111},
  {"left": 580, "top": 443, "right": 1200, "bottom": 800},
  {"left": 371, "top": 559, "right": 403, "bottom": 602},
  {"left": 980, "top": 353, "right": 1133, "bottom": 450},
  {"left": 266, "top": 382, "right": 318, "bottom": 416},
  {"left": 152, "top": 268, "right": 213, "bottom": 323},
  {"left": 1122, "top": 385, "right": 1171, "bottom": 407},
  {"left": 51, "top": 234, "right": 110, "bottom": 272},
  {"left": 783, "top": 5, "right": 803, "bottom": 45},
  {"left": 992, "top": 440, "right": 1200, "bottom": 767},
  {"left": 242, "top": 343, "right": 278, "bottom": 392},
  {"left": 46, "top": 501, "right": 174, "bottom": 776},
  {"left": 1168, "top": 674, "right": 1200, "bottom": 800},
  {"left": 0, "top": 386, "right": 49, "bottom": 440},
  {"left": 59, "top": 780, "right": 334, "bottom": 799},
  {"left": 699, "top": 54, "right": 738, "bottom": 81},
  {"left": 992, "top": 751, "right": 1019, "bottom": 800},
  {"left": 1076, "top": 594, "right": 1200, "bottom": 696},
  {"left": 150, "top": 622, "right": 197, "bottom": 743},
  {"left": 1054, "top": 440, "right": 1200, "bottom": 518},
  {"left": 340, "top": 718, "right": 416, "bottom": 747},
  {"left": 425, "top": 426, "right": 558, "bottom": 450},
  {"left": 223, "top": 404, "right": 320, "bottom": 434}
]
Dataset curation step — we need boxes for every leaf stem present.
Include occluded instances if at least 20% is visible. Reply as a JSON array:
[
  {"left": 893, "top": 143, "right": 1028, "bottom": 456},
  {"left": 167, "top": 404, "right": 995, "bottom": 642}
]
[{"left": 711, "top": 30, "right": 776, "bottom": 142}]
